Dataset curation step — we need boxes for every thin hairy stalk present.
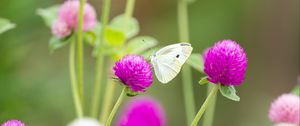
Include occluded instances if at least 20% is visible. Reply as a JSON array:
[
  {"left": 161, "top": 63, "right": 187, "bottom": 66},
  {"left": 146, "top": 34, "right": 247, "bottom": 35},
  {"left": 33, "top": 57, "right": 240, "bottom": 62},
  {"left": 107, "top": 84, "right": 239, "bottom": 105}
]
[
  {"left": 76, "top": 0, "right": 86, "bottom": 110},
  {"left": 90, "top": 53, "right": 105, "bottom": 117},
  {"left": 90, "top": 0, "right": 112, "bottom": 118},
  {"left": 105, "top": 87, "right": 126, "bottom": 126},
  {"left": 125, "top": 0, "right": 135, "bottom": 18},
  {"left": 69, "top": 41, "right": 83, "bottom": 117},
  {"left": 181, "top": 65, "right": 196, "bottom": 124},
  {"left": 191, "top": 84, "right": 220, "bottom": 126},
  {"left": 100, "top": 80, "right": 117, "bottom": 122},
  {"left": 177, "top": 0, "right": 196, "bottom": 124},
  {"left": 202, "top": 84, "right": 217, "bottom": 126}
]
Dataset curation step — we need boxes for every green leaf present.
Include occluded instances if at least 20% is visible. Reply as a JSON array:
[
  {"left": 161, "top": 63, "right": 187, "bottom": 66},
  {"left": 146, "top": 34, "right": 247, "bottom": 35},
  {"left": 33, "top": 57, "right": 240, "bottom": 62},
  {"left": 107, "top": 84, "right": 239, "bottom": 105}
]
[
  {"left": 0, "top": 18, "right": 16, "bottom": 34},
  {"left": 91, "top": 22, "right": 107, "bottom": 56},
  {"left": 126, "top": 36, "right": 158, "bottom": 54},
  {"left": 97, "top": 43, "right": 120, "bottom": 55},
  {"left": 219, "top": 85, "right": 240, "bottom": 101},
  {"left": 36, "top": 5, "right": 59, "bottom": 27},
  {"left": 186, "top": 53, "right": 204, "bottom": 72},
  {"left": 291, "top": 85, "right": 300, "bottom": 96},
  {"left": 104, "top": 27, "right": 126, "bottom": 47},
  {"left": 90, "top": 22, "right": 102, "bottom": 46},
  {"left": 49, "top": 35, "right": 73, "bottom": 53},
  {"left": 199, "top": 76, "right": 209, "bottom": 85},
  {"left": 110, "top": 15, "right": 139, "bottom": 39},
  {"left": 84, "top": 31, "right": 97, "bottom": 46}
]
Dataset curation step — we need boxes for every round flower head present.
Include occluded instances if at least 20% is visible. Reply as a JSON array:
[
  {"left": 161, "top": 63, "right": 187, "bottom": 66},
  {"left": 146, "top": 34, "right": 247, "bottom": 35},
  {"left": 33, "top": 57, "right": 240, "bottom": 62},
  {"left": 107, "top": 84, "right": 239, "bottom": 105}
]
[
  {"left": 275, "top": 123, "right": 298, "bottom": 126},
  {"left": 204, "top": 40, "right": 247, "bottom": 85},
  {"left": 117, "top": 97, "right": 166, "bottom": 126},
  {"left": 68, "top": 117, "right": 103, "bottom": 126},
  {"left": 113, "top": 55, "right": 153, "bottom": 92},
  {"left": 269, "top": 94, "right": 300, "bottom": 124},
  {"left": 52, "top": 19, "right": 71, "bottom": 38},
  {"left": 58, "top": 0, "right": 97, "bottom": 31},
  {"left": 1, "top": 120, "right": 25, "bottom": 126}
]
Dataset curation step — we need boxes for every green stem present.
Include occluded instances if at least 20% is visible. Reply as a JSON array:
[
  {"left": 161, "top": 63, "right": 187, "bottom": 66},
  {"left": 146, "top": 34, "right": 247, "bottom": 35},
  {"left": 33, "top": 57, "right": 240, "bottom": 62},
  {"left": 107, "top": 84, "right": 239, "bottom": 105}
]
[
  {"left": 177, "top": 0, "right": 195, "bottom": 124},
  {"left": 90, "top": 0, "right": 112, "bottom": 118},
  {"left": 99, "top": 0, "right": 112, "bottom": 38},
  {"left": 122, "top": 0, "right": 135, "bottom": 36},
  {"left": 182, "top": 65, "right": 196, "bottom": 124},
  {"left": 90, "top": 53, "right": 105, "bottom": 117},
  {"left": 99, "top": 0, "right": 135, "bottom": 121},
  {"left": 77, "top": 0, "right": 86, "bottom": 110},
  {"left": 125, "top": 0, "right": 135, "bottom": 18},
  {"left": 100, "top": 80, "right": 117, "bottom": 122},
  {"left": 291, "top": 85, "right": 300, "bottom": 95},
  {"left": 105, "top": 87, "right": 126, "bottom": 126},
  {"left": 69, "top": 41, "right": 83, "bottom": 117},
  {"left": 177, "top": 0, "right": 189, "bottom": 41},
  {"left": 191, "top": 84, "right": 220, "bottom": 126},
  {"left": 202, "top": 84, "right": 217, "bottom": 126}
]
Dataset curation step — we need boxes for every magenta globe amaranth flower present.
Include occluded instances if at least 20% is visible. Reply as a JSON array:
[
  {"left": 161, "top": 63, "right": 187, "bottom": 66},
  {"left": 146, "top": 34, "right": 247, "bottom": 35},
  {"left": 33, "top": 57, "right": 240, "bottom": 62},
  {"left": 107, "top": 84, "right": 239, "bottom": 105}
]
[
  {"left": 269, "top": 94, "right": 300, "bottom": 124},
  {"left": 1, "top": 120, "right": 25, "bottom": 126},
  {"left": 117, "top": 97, "right": 166, "bottom": 126},
  {"left": 58, "top": 0, "right": 97, "bottom": 31},
  {"left": 113, "top": 55, "right": 153, "bottom": 92},
  {"left": 204, "top": 40, "right": 247, "bottom": 85}
]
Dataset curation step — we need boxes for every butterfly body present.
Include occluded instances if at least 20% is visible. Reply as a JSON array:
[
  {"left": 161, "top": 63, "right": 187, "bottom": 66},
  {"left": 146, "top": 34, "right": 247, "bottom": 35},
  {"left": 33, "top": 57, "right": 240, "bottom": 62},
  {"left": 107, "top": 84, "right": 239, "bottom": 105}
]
[{"left": 151, "top": 42, "right": 193, "bottom": 84}]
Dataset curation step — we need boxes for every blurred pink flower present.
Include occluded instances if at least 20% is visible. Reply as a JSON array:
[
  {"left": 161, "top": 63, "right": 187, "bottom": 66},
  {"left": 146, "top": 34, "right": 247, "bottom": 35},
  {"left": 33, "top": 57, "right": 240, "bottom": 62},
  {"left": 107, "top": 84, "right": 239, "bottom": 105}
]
[
  {"left": 1, "top": 120, "right": 25, "bottom": 126},
  {"left": 58, "top": 0, "right": 97, "bottom": 31},
  {"left": 275, "top": 123, "right": 298, "bottom": 126},
  {"left": 269, "top": 94, "right": 300, "bottom": 124},
  {"left": 116, "top": 97, "right": 166, "bottom": 126},
  {"left": 51, "top": 19, "right": 71, "bottom": 38}
]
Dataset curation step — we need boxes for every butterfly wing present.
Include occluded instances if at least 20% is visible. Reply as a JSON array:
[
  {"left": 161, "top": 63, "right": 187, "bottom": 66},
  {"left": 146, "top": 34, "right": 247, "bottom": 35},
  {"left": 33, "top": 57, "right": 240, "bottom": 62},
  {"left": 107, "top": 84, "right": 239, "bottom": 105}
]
[
  {"left": 152, "top": 55, "right": 182, "bottom": 83},
  {"left": 151, "top": 43, "right": 193, "bottom": 84}
]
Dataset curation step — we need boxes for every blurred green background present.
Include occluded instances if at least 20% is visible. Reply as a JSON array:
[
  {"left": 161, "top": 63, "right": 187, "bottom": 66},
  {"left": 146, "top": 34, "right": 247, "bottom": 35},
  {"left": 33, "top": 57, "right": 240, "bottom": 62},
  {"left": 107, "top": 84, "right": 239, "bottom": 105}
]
[{"left": 0, "top": 0, "right": 299, "bottom": 126}]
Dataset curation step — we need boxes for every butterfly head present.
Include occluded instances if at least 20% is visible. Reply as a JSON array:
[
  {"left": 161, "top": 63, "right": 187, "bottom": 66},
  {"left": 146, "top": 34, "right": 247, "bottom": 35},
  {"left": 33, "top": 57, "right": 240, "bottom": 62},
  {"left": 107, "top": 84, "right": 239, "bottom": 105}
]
[
  {"left": 148, "top": 48, "right": 158, "bottom": 59},
  {"left": 149, "top": 54, "right": 155, "bottom": 62}
]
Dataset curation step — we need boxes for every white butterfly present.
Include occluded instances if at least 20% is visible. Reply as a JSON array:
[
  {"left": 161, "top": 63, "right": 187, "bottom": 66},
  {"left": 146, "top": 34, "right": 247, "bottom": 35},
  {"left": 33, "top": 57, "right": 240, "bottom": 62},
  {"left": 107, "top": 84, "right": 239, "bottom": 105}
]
[{"left": 150, "top": 42, "right": 193, "bottom": 84}]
